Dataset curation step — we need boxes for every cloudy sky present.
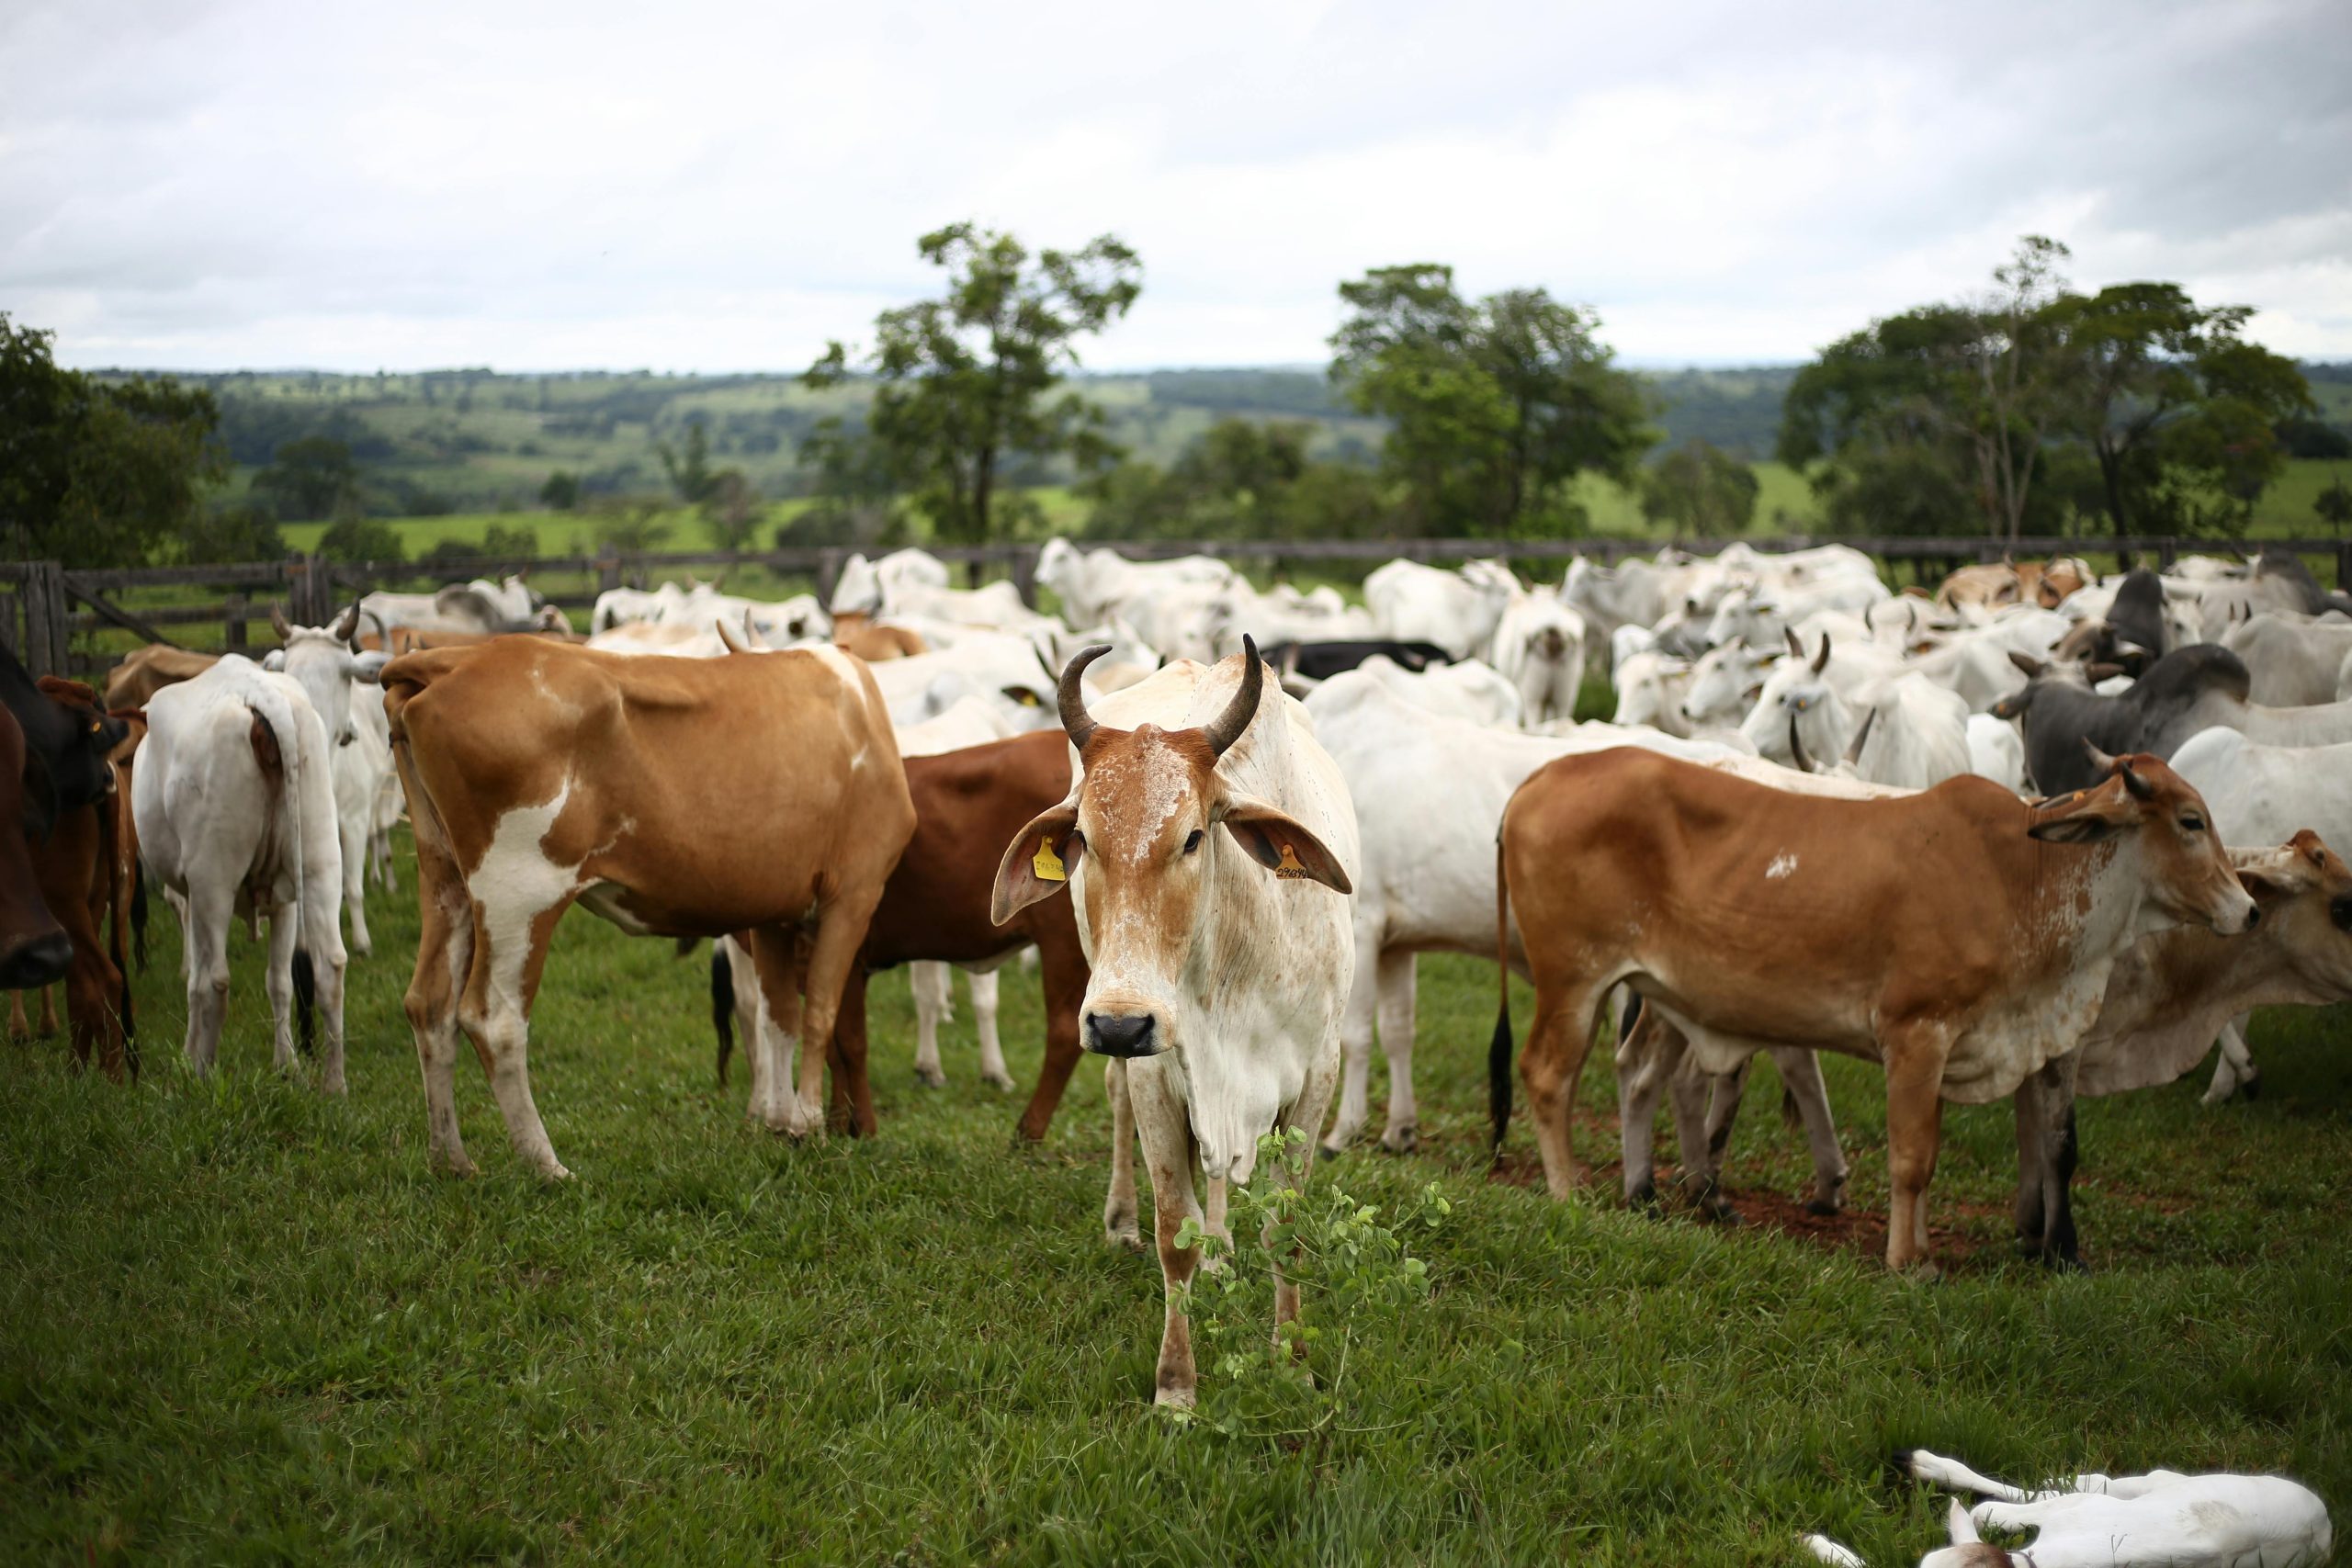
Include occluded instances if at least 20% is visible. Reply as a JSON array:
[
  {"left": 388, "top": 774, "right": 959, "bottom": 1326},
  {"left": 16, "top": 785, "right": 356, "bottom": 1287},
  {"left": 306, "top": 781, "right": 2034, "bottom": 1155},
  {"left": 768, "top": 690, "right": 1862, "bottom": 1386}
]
[{"left": 6, "top": 0, "right": 2348, "bottom": 373}]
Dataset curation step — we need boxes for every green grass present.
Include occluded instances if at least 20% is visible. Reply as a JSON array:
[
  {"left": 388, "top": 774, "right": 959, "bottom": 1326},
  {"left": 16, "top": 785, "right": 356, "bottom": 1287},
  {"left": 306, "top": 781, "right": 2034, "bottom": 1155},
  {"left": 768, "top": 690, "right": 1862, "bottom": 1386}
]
[{"left": 5, "top": 832, "right": 2349, "bottom": 1562}]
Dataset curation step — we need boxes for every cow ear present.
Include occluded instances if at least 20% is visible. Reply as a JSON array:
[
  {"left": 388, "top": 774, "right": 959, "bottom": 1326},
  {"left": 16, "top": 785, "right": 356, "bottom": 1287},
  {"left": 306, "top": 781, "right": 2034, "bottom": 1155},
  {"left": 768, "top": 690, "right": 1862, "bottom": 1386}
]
[
  {"left": 2028, "top": 784, "right": 2137, "bottom": 844},
  {"left": 1217, "top": 795, "right": 1352, "bottom": 895},
  {"left": 1946, "top": 1498, "right": 1982, "bottom": 1545},
  {"left": 2235, "top": 862, "right": 2302, "bottom": 904},
  {"left": 991, "top": 804, "right": 1081, "bottom": 925},
  {"left": 261, "top": 649, "right": 287, "bottom": 672},
  {"left": 2008, "top": 650, "right": 2045, "bottom": 679},
  {"left": 347, "top": 650, "right": 390, "bottom": 683}
]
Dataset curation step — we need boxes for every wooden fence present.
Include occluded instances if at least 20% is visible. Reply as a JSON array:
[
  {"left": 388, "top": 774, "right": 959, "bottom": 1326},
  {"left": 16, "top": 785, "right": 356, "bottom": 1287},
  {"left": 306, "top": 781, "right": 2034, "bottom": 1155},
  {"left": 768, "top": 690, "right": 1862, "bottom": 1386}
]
[{"left": 8, "top": 534, "right": 2351, "bottom": 683}]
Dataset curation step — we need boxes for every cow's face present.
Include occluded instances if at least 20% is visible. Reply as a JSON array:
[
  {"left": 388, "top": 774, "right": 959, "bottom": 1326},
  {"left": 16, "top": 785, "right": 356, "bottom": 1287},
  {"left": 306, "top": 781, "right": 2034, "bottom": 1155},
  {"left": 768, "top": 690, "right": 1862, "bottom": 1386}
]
[
  {"left": 990, "top": 640, "right": 1350, "bottom": 1059},
  {"left": 2237, "top": 831, "right": 2352, "bottom": 996},
  {"left": 268, "top": 604, "right": 389, "bottom": 745},
  {"left": 2027, "top": 751, "right": 2259, "bottom": 936},
  {"left": 29, "top": 677, "right": 130, "bottom": 817},
  {"left": 1680, "top": 639, "right": 1770, "bottom": 727}
]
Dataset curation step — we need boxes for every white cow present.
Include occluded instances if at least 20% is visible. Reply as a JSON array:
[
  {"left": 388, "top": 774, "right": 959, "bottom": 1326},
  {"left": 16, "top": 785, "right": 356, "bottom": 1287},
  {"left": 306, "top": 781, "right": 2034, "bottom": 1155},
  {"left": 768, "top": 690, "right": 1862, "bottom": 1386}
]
[
  {"left": 1611, "top": 649, "right": 1696, "bottom": 737},
  {"left": 1804, "top": 1447, "right": 2332, "bottom": 1568},
  {"left": 2224, "top": 610, "right": 2352, "bottom": 706},
  {"left": 829, "top": 548, "right": 952, "bottom": 616},
  {"left": 359, "top": 575, "right": 548, "bottom": 644},
  {"left": 1197, "top": 581, "right": 1377, "bottom": 660},
  {"left": 895, "top": 696, "right": 1023, "bottom": 1092},
  {"left": 133, "top": 657, "right": 349, "bottom": 1089},
  {"left": 1305, "top": 672, "right": 1761, "bottom": 1156},
  {"left": 1964, "top": 713, "right": 2027, "bottom": 793},
  {"left": 1035, "top": 538, "right": 1233, "bottom": 627},
  {"left": 992, "top": 641, "right": 1357, "bottom": 1408},
  {"left": 1364, "top": 558, "right": 1518, "bottom": 660},
  {"left": 861, "top": 633, "right": 1061, "bottom": 732},
  {"left": 1351, "top": 654, "right": 1523, "bottom": 728},
  {"left": 263, "top": 606, "right": 392, "bottom": 956},
  {"left": 1488, "top": 590, "right": 1588, "bottom": 728}
]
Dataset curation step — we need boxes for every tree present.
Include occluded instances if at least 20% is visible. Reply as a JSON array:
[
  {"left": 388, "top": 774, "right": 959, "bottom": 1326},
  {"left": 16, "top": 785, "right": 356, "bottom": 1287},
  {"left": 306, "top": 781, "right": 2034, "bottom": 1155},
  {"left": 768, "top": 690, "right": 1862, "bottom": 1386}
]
[
  {"left": 540, "top": 470, "right": 581, "bottom": 510},
  {"left": 700, "top": 468, "right": 762, "bottom": 551},
  {"left": 0, "top": 312, "right": 226, "bottom": 567},
  {"left": 2315, "top": 475, "right": 2352, "bottom": 535},
  {"left": 2059, "top": 283, "right": 2312, "bottom": 538},
  {"left": 1639, "top": 438, "right": 1759, "bottom": 537},
  {"left": 1083, "top": 418, "right": 1327, "bottom": 540},
  {"left": 179, "top": 503, "right": 288, "bottom": 568},
  {"left": 1329, "top": 265, "right": 1652, "bottom": 537},
  {"left": 806, "top": 222, "right": 1142, "bottom": 545},
  {"left": 252, "top": 435, "right": 363, "bottom": 522},
  {"left": 316, "top": 516, "right": 403, "bottom": 563},
  {"left": 658, "top": 420, "right": 719, "bottom": 505}
]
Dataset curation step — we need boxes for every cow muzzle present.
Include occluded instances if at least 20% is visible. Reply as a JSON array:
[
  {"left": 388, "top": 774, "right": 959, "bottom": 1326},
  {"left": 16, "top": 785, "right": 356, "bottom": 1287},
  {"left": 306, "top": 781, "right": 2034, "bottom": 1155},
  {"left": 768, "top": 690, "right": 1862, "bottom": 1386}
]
[
  {"left": 0, "top": 930, "right": 72, "bottom": 990},
  {"left": 1084, "top": 1010, "right": 1160, "bottom": 1058}
]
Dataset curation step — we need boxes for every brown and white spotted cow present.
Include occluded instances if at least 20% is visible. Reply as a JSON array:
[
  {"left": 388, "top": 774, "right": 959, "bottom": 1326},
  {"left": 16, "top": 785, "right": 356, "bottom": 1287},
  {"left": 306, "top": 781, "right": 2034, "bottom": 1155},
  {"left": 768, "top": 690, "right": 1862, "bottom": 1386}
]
[
  {"left": 1494, "top": 748, "right": 2256, "bottom": 1270},
  {"left": 382, "top": 636, "right": 915, "bottom": 1178}
]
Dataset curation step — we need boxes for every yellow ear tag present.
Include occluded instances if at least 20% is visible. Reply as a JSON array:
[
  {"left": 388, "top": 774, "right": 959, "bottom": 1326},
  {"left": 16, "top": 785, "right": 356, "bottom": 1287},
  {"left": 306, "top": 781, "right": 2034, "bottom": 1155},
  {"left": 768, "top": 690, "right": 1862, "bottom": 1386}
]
[
  {"left": 1033, "top": 836, "right": 1067, "bottom": 882},
  {"left": 1274, "top": 841, "right": 1308, "bottom": 879}
]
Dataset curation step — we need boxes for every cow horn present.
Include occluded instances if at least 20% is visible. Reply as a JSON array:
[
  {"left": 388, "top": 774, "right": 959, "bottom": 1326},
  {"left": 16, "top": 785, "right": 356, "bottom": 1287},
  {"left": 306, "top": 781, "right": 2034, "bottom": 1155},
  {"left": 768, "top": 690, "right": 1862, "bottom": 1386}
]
[
  {"left": 1787, "top": 714, "right": 1815, "bottom": 774},
  {"left": 1811, "top": 634, "right": 1832, "bottom": 675},
  {"left": 1784, "top": 627, "right": 1803, "bottom": 660},
  {"left": 1203, "top": 635, "right": 1264, "bottom": 759},
  {"left": 2083, "top": 739, "right": 2123, "bottom": 776},
  {"left": 1058, "top": 643, "right": 1113, "bottom": 751},
  {"left": 1845, "top": 705, "right": 1878, "bottom": 765},
  {"left": 271, "top": 605, "right": 293, "bottom": 641},
  {"left": 333, "top": 601, "right": 363, "bottom": 649}
]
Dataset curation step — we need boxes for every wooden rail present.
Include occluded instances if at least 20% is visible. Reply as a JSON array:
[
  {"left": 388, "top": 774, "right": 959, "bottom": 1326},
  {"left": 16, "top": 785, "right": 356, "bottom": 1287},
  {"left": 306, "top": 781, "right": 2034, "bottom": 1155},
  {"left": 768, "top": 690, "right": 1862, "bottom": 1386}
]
[{"left": 8, "top": 535, "right": 2350, "bottom": 683}]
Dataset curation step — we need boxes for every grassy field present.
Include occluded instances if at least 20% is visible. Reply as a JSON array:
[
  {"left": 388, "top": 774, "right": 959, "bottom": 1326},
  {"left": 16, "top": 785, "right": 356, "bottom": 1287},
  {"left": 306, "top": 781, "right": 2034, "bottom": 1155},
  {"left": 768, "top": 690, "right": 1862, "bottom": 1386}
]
[{"left": 4, "top": 828, "right": 2348, "bottom": 1563}]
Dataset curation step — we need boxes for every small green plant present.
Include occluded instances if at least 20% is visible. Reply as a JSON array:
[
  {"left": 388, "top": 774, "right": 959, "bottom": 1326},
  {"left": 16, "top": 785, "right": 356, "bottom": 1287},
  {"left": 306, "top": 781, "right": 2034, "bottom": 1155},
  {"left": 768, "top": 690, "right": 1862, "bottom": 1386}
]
[{"left": 1170, "top": 1126, "right": 1449, "bottom": 1441}]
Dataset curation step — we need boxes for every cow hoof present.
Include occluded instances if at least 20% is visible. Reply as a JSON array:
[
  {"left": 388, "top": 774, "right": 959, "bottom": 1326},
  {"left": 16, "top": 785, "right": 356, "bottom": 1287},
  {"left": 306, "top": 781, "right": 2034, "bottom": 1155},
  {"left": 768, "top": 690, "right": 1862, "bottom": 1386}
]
[
  {"left": 1805, "top": 1198, "right": 1842, "bottom": 1218},
  {"left": 1628, "top": 1181, "right": 1661, "bottom": 1216},
  {"left": 913, "top": 1066, "right": 947, "bottom": 1089},
  {"left": 1104, "top": 1226, "right": 1144, "bottom": 1253},
  {"left": 434, "top": 1155, "right": 481, "bottom": 1179},
  {"left": 1317, "top": 1140, "right": 1349, "bottom": 1159},
  {"left": 1379, "top": 1126, "right": 1418, "bottom": 1155},
  {"left": 982, "top": 1071, "right": 1015, "bottom": 1092},
  {"left": 1153, "top": 1383, "right": 1197, "bottom": 1411},
  {"left": 2241, "top": 1070, "right": 2262, "bottom": 1102},
  {"left": 2038, "top": 1250, "right": 2087, "bottom": 1275},
  {"left": 1703, "top": 1201, "right": 1742, "bottom": 1226}
]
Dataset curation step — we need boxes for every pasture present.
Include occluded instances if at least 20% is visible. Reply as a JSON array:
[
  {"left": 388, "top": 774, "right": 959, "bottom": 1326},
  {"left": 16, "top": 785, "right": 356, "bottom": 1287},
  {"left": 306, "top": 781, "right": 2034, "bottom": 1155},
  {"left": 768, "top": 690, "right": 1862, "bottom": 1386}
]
[{"left": 4, "top": 831, "right": 2347, "bottom": 1562}]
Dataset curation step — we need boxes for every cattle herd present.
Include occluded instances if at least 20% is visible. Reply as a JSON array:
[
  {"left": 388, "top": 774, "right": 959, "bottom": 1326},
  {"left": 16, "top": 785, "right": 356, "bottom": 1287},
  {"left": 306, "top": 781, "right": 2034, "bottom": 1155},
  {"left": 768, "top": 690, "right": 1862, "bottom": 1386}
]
[{"left": 9, "top": 535, "right": 2352, "bottom": 1462}]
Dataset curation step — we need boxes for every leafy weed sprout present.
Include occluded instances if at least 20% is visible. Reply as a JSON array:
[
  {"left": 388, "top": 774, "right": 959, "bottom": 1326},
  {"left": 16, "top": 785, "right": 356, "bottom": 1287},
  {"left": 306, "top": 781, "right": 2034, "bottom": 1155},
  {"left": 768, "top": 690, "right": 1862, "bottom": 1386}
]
[{"left": 1171, "top": 1127, "right": 1450, "bottom": 1441}]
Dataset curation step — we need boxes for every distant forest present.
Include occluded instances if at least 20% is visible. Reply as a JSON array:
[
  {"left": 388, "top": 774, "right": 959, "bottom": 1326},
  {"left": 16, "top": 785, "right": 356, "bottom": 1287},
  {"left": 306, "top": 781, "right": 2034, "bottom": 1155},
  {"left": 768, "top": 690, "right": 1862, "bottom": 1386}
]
[{"left": 115, "top": 365, "right": 1804, "bottom": 517}]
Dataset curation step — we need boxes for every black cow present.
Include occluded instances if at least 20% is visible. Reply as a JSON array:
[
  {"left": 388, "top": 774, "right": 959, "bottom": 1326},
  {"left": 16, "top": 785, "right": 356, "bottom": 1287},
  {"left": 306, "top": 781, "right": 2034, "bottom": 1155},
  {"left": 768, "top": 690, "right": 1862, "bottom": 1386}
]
[
  {"left": 2055, "top": 568, "right": 2169, "bottom": 674},
  {"left": 1259, "top": 640, "right": 1453, "bottom": 682},
  {"left": 0, "top": 646, "right": 128, "bottom": 836},
  {"left": 1993, "top": 644, "right": 2251, "bottom": 795}
]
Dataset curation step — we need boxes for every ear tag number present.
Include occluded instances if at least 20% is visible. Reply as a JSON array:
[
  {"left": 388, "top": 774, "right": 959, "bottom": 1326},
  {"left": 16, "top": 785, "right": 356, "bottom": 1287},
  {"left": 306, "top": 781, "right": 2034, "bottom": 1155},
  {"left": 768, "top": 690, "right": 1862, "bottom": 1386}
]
[
  {"left": 1033, "top": 837, "right": 1067, "bottom": 882},
  {"left": 1275, "top": 841, "right": 1308, "bottom": 879}
]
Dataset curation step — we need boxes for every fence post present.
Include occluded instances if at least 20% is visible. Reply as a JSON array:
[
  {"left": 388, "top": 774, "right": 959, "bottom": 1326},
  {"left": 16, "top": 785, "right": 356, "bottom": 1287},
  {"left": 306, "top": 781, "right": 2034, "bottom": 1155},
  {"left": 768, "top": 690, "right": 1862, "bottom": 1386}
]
[
  {"left": 22, "top": 562, "right": 69, "bottom": 678},
  {"left": 224, "top": 593, "right": 248, "bottom": 652},
  {"left": 597, "top": 556, "right": 621, "bottom": 597},
  {"left": 1011, "top": 545, "right": 1041, "bottom": 610}
]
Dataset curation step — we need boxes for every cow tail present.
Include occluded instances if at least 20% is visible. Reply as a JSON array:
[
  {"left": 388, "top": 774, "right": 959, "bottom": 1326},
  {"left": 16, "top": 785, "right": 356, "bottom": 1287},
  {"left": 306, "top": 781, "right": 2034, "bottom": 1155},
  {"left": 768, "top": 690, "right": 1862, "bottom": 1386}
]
[
  {"left": 293, "top": 948, "right": 316, "bottom": 1058},
  {"left": 130, "top": 859, "right": 149, "bottom": 972},
  {"left": 1489, "top": 830, "right": 1515, "bottom": 1157},
  {"left": 246, "top": 698, "right": 312, "bottom": 1055},
  {"left": 712, "top": 943, "right": 737, "bottom": 1086}
]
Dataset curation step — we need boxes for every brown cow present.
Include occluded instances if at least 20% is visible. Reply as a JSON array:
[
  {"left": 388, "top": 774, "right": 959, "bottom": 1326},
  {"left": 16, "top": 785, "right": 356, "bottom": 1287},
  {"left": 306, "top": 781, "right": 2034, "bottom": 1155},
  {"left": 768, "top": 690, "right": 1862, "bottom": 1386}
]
[
  {"left": 383, "top": 637, "right": 915, "bottom": 1177},
  {"left": 1494, "top": 747, "right": 2256, "bottom": 1269},
  {"left": 717, "top": 728, "right": 1088, "bottom": 1140},
  {"left": 832, "top": 615, "right": 926, "bottom": 662},
  {"left": 104, "top": 645, "right": 219, "bottom": 711},
  {"left": 16, "top": 681, "right": 135, "bottom": 1079},
  {"left": 0, "top": 705, "right": 71, "bottom": 993}
]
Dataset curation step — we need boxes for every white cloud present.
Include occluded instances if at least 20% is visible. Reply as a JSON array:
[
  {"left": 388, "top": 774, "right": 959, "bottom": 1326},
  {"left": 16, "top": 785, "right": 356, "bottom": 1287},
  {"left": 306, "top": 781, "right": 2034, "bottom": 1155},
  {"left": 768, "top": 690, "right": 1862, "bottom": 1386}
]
[{"left": 4, "top": 0, "right": 2346, "bottom": 370}]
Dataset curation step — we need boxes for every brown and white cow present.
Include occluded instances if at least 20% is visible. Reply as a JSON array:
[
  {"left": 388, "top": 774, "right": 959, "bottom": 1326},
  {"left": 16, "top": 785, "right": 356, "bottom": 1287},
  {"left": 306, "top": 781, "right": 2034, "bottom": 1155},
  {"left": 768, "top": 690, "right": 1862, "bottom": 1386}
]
[
  {"left": 382, "top": 636, "right": 914, "bottom": 1178},
  {"left": 0, "top": 704, "right": 71, "bottom": 994},
  {"left": 992, "top": 639, "right": 1358, "bottom": 1406},
  {"left": 1494, "top": 746, "right": 2256, "bottom": 1269}
]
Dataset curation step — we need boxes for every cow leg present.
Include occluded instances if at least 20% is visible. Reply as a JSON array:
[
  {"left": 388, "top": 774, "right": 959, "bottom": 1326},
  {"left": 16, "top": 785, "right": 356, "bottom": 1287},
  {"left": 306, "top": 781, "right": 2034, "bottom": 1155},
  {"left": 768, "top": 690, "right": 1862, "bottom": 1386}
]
[
  {"left": 1678, "top": 1055, "right": 1751, "bottom": 1219},
  {"left": 457, "top": 894, "right": 573, "bottom": 1181},
  {"left": 1880, "top": 1031, "right": 1952, "bottom": 1271},
  {"left": 1768, "top": 1048, "right": 1848, "bottom": 1215},
  {"left": 1522, "top": 976, "right": 1611, "bottom": 1197},
  {"left": 2013, "top": 1075, "right": 2046, "bottom": 1247},
  {"left": 340, "top": 812, "right": 371, "bottom": 960},
  {"left": 263, "top": 907, "right": 302, "bottom": 1073},
  {"left": 181, "top": 885, "right": 234, "bottom": 1076},
  {"left": 1017, "top": 931, "right": 1088, "bottom": 1142},
  {"left": 1614, "top": 1004, "right": 1679, "bottom": 1209},
  {"left": 1129, "top": 1061, "right": 1206, "bottom": 1407},
  {"left": 6, "top": 992, "right": 27, "bottom": 1040},
  {"left": 798, "top": 888, "right": 886, "bottom": 1138},
  {"left": 910, "top": 961, "right": 951, "bottom": 1088},
  {"left": 63, "top": 927, "right": 126, "bottom": 1085},
  {"left": 969, "top": 970, "right": 1012, "bottom": 1090},
  {"left": 1102, "top": 1058, "right": 1142, "bottom": 1248},
  {"left": 1374, "top": 949, "right": 1419, "bottom": 1152},
  {"left": 2021, "top": 1054, "right": 2083, "bottom": 1269},
  {"left": 1271, "top": 1037, "right": 1340, "bottom": 1345},
  {"left": 744, "top": 925, "right": 814, "bottom": 1137},
  {"left": 2201, "top": 1016, "right": 2258, "bottom": 1105},
  {"left": 1321, "top": 933, "right": 1382, "bottom": 1154},
  {"left": 403, "top": 821, "right": 477, "bottom": 1175},
  {"left": 39, "top": 987, "right": 60, "bottom": 1037}
]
